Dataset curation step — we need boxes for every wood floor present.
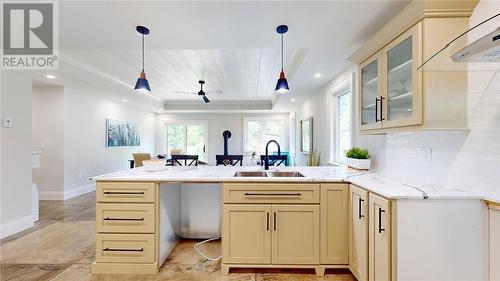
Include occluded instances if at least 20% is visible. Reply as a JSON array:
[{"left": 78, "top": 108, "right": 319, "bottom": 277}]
[{"left": 0, "top": 192, "right": 356, "bottom": 281}]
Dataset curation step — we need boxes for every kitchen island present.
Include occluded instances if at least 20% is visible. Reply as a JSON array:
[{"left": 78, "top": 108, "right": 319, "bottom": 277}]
[{"left": 91, "top": 166, "right": 494, "bottom": 280}]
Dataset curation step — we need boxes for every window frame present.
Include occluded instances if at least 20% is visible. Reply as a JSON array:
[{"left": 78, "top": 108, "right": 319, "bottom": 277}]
[
  {"left": 162, "top": 120, "right": 209, "bottom": 161},
  {"left": 329, "top": 74, "right": 354, "bottom": 164},
  {"left": 242, "top": 117, "right": 284, "bottom": 154}
]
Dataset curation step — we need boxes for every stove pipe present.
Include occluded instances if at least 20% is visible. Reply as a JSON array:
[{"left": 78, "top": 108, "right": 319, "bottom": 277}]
[{"left": 223, "top": 130, "right": 231, "bottom": 155}]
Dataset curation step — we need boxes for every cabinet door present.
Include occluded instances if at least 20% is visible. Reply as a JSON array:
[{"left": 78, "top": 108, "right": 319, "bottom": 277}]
[
  {"left": 382, "top": 22, "right": 422, "bottom": 128},
  {"left": 491, "top": 206, "right": 500, "bottom": 281},
  {"left": 360, "top": 52, "right": 383, "bottom": 131},
  {"left": 321, "top": 184, "right": 349, "bottom": 264},
  {"left": 369, "top": 193, "right": 391, "bottom": 281},
  {"left": 271, "top": 205, "right": 320, "bottom": 264},
  {"left": 222, "top": 204, "right": 271, "bottom": 264},
  {"left": 349, "top": 185, "right": 368, "bottom": 281}
]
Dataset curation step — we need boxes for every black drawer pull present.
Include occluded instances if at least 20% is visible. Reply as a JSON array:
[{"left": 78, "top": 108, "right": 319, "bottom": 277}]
[
  {"left": 378, "top": 208, "right": 386, "bottom": 233},
  {"left": 266, "top": 212, "right": 269, "bottom": 231},
  {"left": 103, "top": 191, "right": 145, "bottom": 195},
  {"left": 103, "top": 217, "right": 144, "bottom": 221},
  {"left": 273, "top": 212, "right": 277, "bottom": 231},
  {"left": 358, "top": 198, "right": 365, "bottom": 219},
  {"left": 103, "top": 247, "right": 144, "bottom": 252},
  {"left": 244, "top": 193, "right": 302, "bottom": 196}
]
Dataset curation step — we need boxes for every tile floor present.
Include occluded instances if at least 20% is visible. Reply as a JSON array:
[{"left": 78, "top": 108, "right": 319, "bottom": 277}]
[{"left": 0, "top": 192, "right": 355, "bottom": 281}]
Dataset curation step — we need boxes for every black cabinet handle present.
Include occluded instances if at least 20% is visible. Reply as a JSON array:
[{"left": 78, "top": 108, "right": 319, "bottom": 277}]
[
  {"left": 378, "top": 208, "right": 386, "bottom": 233},
  {"left": 266, "top": 212, "right": 269, "bottom": 231},
  {"left": 380, "top": 96, "right": 386, "bottom": 121},
  {"left": 358, "top": 198, "right": 365, "bottom": 219},
  {"left": 103, "top": 217, "right": 144, "bottom": 221},
  {"left": 103, "top": 191, "right": 145, "bottom": 195},
  {"left": 244, "top": 193, "right": 301, "bottom": 196},
  {"left": 273, "top": 212, "right": 277, "bottom": 231},
  {"left": 375, "top": 97, "right": 380, "bottom": 122},
  {"left": 103, "top": 247, "right": 144, "bottom": 252}
]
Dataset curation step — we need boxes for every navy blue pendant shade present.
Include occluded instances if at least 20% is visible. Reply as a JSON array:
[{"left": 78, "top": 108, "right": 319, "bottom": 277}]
[
  {"left": 275, "top": 70, "right": 289, "bottom": 94},
  {"left": 134, "top": 26, "right": 151, "bottom": 94},
  {"left": 275, "top": 25, "right": 290, "bottom": 94},
  {"left": 135, "top": 71, "right": 151, "bottom": 93}
]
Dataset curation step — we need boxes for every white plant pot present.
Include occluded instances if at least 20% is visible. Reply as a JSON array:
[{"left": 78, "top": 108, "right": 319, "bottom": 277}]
[{"left": 347, "top": 158, "right": 371, "bottom": 170}]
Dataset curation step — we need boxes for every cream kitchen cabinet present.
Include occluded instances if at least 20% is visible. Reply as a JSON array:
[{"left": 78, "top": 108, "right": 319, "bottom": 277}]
[
  {"left": 349, "top": 185, "right": 368, "bottom": 281},
  {"left": 272, "top": 205, "right": 320, "bottom": 265},
  {"left": 222, "top": 204, "right": 271, "bottom": 264},
  {"left": 321, "top": 183, "right": 349, "bottom": 265},
  {"left": 368, "top": 193, "right": 391, "bottom": 281},
  {"left": 351, "top": 1, "right": 476, "bottom": 133},
  {"left": 221, "top": 183, "right": 323, "bottom": 276}
]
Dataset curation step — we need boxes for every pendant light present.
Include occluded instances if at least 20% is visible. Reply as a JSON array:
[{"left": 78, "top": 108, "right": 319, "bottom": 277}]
[
  {"left": 134, "top": 26, "right": 151, "bottom": 93},
  {"left": 275, "top": 25, "right": 289, "bottom": 94}
]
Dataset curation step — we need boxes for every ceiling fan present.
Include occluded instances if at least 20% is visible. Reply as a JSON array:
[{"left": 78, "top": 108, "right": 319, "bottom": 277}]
[{"left": 172, "top": 80, "right": 222, "bottom": 103}]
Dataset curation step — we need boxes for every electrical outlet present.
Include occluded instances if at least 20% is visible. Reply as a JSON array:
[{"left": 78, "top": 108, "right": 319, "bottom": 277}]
[{"left": 2, "top": 117, "right": 12, "bottom": 128}]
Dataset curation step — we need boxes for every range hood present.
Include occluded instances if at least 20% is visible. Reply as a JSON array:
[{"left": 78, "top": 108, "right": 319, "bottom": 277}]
[{"left": 452, "top": 27, "right": 500, "bottom": 62}]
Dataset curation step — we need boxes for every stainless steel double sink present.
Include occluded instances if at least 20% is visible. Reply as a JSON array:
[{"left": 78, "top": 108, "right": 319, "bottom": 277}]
[{"left": 234, "top": 171, "right": 305, "bottom": 178}]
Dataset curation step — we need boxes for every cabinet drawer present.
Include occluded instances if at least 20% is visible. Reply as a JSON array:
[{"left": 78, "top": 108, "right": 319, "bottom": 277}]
[
  {"left": 223, "top": 183, "right": 319, "bottom": 204},
  {"left": 95, "top": 234, "right": 155, "bottom": 263},
  {"left": 96, "top": 182, "right": 156, "bottom": 203},
  {"left": 96, "top": 203, "right": 155, "bottom": 233}
]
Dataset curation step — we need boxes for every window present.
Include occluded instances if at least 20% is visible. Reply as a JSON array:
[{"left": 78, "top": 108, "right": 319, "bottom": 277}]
[
  {"left": 244, "top": 118, "right": 282, "bottom": 154},
  {"left": 165, "top": 121, "right": 208, "bottom": 162},
  {"left": 330, "top": 75, "right": 353, "bottom": 163},
  {"left": 336, "top": 91, "right": 351, "bottom": 162}
]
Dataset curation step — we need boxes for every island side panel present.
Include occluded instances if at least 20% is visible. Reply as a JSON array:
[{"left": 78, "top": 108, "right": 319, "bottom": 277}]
[{"left": 158, "top": 182, "right": 182, "bottom": 266}]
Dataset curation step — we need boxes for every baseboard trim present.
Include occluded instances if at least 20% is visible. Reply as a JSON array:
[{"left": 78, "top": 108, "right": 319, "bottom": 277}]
[
  {"left": 39, "top": 183, "right": 96, "bottom": 200},
  {"left": 64, "top": 183, "right": 96, "bottom": 200},
  {"left": 0, "top": 214, "right": 34, "bottom": 239}
]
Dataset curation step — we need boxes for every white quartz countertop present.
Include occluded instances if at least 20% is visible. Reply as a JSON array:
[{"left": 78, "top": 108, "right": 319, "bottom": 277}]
[{"left": 92, "top": 166, "right": 498, "bottom": 202}]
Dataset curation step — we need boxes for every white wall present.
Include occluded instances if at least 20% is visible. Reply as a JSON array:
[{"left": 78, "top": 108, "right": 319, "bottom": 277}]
[
  {"left": 1, "top": 71, "right": 34, "bottom": 238},
  {"left": 32, "top": 86, "right": 65, "bottom": 198},
  {"left": 63, "top": 86, "right": 156, "bottom": 198},
  {"left": 156, "top": 113, "right": 290, "bottom": 165}
]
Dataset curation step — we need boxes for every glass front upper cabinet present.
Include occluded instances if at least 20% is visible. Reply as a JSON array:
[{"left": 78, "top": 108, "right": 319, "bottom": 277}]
[
  {"left": 360, "top": 54, "right": 381, "bottom": 130},
  {"left": 386, "top": 36, "right": 413, "bottom": 122},
  {"left": 381, "top": 22, "right": 422, "bottom": 128}
]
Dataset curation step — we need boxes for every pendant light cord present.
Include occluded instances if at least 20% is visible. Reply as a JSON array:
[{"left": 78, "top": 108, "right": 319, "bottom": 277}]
[
  {"left": 281, "top": 33, "right": 284, "bottom": 71},
  {"left": 141, "top": 33, "right": 145, "bottom": 71}
]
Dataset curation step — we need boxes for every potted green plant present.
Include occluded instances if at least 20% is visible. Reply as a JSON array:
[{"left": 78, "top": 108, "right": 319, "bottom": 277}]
[{"left": 345, "top": 147, "right": 371, "bottom": 170}]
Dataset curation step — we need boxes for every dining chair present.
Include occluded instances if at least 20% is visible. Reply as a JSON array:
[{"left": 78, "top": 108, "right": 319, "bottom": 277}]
[
  {"left": 260, "top": 154, "right": 288, "bottom": 167},
  {"left": 216, "top": 155, "right": 243, "bottom": 166},
  {"left": 172, "top": 155, "right": 199, "bottom": 166},
  {"left": 132, "top": 153, "right": 151, "bottom": 167}
]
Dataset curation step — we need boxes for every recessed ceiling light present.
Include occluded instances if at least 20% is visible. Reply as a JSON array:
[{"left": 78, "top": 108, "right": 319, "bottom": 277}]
[
  {"left": 46, "top": 74, "right": 56, "bottom": 79},
  {"left": 291, "top": 98, "right": 296, "bottom": 102},
  {"left": 314, "top": 73, "right": 322, "bottom": 78},
  {"left": 157, "top": 110, "right": 162, "bottom": 113},
  {"left": 121, "top": 99, "right": 128, "bottom": 102}
]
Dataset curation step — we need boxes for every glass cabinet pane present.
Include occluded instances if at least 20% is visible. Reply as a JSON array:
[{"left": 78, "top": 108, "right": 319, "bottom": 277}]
[
  {"left": 386, "top": 36, "right": 413, "bottom": 121},
  {"left": 361, "top": 60, "right": 379, "bottom": 125}
]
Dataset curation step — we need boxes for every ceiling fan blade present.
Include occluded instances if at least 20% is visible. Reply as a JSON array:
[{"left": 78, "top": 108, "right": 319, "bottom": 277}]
[
  {"left": 202, "top": 95, "right": 210, "bottom": 103},
  {"left": 204, "top": 90, "right": 223, "bottom": 94},
  {"left": 172, "top": 91, "right": 197, "bottom": 95}
]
